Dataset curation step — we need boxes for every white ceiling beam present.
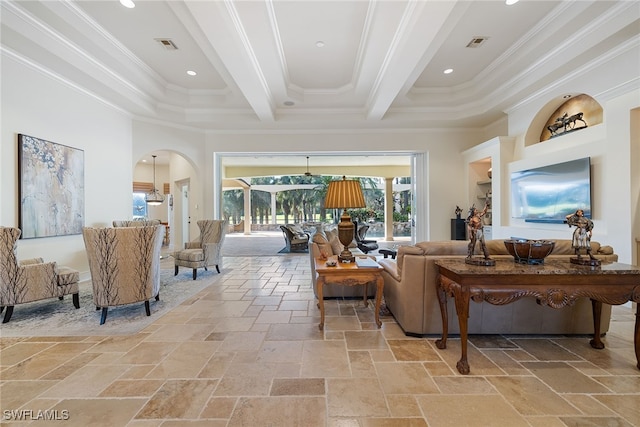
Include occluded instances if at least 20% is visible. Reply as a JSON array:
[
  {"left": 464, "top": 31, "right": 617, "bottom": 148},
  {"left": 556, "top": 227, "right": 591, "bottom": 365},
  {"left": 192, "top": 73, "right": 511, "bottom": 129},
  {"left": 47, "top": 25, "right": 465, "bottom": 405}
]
[
  {"left": 366, "top": 0, "right": 459, "bottom": 121},
  {"left": 184, "top": 0, "right": 275, "bottom": 122}
]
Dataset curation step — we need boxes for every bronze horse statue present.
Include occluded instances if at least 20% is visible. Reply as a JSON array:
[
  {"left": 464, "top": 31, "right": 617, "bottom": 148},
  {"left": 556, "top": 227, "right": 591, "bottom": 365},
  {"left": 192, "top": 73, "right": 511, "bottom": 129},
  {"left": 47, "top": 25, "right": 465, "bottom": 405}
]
[{"left": 547, "top": 112, "right": 587, "bottom": 136}]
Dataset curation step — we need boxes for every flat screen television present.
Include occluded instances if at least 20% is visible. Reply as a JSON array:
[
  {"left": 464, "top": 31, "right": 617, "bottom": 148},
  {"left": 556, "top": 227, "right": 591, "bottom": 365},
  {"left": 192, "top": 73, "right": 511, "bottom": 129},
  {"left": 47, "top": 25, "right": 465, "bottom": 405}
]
[{"left": 510, "top": 157, "right": 591, "bottom": 223}]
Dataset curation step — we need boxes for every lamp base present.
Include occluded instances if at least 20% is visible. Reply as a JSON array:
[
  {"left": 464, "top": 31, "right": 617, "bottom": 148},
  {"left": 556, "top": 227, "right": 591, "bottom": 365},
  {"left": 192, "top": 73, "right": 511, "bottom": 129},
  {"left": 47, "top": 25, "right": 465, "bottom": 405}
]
[
  {"left": 337, "top": 210, "right": 356, "bottom": 263},
  {"left": 338, "top": 249, "right": 355, "bottom": 263}
]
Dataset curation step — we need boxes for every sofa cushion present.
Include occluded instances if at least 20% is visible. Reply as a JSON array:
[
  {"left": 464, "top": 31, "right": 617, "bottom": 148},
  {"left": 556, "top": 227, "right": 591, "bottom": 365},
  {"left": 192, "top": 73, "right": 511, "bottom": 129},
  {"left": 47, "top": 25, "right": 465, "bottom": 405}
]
[
  {"left": 397, "top": 245, "right": 424, "bottom": 276},
  {"left": 174, "top": 248, "right": 205, "bottom": 262},
  {"left": 416, "top": 240, "right": 469, "bottom": 255},
  {"left": 598, "top": 245, "right": 614, "bottom": 255},
  {"left": 485, "top": 239, "right": 511, "bottom": 255}
]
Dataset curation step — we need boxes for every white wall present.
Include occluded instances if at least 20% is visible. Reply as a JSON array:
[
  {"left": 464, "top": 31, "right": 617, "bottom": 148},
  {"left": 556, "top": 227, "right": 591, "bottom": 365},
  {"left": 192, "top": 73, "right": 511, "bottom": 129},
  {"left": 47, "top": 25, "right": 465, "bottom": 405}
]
[
  {"left": 1, "top": 55, "right": 133, "bottom": 276},
  {"left": 495, "top": 88, "right": 640, "bottom": 264}
]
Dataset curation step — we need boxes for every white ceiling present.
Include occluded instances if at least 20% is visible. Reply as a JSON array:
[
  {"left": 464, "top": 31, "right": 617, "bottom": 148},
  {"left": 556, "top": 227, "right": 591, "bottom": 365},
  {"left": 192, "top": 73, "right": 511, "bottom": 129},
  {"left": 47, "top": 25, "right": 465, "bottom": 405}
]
[{"left": 2, "top": 0, "right": 638, "bottom": 168}]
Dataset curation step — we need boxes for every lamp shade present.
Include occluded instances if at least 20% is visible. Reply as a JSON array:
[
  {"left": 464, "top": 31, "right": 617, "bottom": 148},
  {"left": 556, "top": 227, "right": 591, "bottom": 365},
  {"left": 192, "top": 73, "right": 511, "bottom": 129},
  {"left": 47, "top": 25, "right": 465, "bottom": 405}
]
[{"left": 324, "top": 176, "right": 365, "bottom": 209}]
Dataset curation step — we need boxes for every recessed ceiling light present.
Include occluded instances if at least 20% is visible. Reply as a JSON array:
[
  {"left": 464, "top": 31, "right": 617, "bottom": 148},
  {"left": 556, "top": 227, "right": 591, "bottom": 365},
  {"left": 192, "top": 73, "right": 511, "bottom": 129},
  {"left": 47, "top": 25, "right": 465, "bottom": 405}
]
[
  {"left": 505, "top": 0, "right": 519, "bottom": 5},
  {"left": 283, "top": 101, "right": 295, "bottom": 106},
  {"left": 443, "top": 68, "right": 453, "bottom": 74},
  {"left": 563, "top": 94, "right": 572, "bottom": 99},
  {"left": 187, "top": 70, "right": 197, "bottom": 76},
  {"left": 120, "top": 0, "right": 135, "bottom": 8},
  {"left": 316, "top": 41, "right": 325, "bottom": 48}
]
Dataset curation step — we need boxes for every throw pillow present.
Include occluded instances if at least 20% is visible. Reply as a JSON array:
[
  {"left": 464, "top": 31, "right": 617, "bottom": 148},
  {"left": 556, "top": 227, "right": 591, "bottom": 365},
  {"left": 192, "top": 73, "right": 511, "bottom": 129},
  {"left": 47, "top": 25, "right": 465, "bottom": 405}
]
[
  {"left": 330, "top": 236, "right": 343, "bottom": 256},
  {"left": 317, "top": 243, "right": 333, "bottom": 258},
  {"left": 312, "top": 231, "right": 329, "bottom": 244}
]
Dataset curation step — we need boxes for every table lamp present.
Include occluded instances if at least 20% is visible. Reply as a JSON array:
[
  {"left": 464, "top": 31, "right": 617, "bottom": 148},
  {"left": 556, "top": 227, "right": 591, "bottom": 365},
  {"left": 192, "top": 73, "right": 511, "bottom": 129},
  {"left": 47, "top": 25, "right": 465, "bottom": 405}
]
[{"left": 324, "top": 176, "right": 366, "bottom": 263}]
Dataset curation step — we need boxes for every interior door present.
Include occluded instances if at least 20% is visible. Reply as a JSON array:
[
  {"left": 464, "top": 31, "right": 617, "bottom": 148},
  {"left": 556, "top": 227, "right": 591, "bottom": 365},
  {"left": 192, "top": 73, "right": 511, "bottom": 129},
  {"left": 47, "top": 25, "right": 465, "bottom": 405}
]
[{"left": 181, "top": 182, "right": 190, "bottom": 244}]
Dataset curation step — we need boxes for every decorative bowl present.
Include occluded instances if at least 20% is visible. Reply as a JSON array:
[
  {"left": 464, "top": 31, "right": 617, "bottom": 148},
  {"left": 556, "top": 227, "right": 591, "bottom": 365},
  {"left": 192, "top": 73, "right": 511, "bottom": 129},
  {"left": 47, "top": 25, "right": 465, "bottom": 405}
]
[{"left": 503, "top": 239, "right": 555, "bottom": 265}]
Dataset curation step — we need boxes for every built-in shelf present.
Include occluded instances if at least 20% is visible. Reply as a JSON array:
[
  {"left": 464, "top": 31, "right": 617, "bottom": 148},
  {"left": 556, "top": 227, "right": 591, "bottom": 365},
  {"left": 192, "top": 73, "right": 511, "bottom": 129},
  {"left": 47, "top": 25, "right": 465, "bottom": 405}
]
[{"left": 477, "top": 179, "right": 492, "bottom": 185}]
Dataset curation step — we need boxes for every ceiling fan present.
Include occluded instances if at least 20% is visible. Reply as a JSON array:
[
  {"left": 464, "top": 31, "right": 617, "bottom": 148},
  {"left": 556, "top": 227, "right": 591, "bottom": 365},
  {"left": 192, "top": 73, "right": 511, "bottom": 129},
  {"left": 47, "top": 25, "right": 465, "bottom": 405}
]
[{"left": 303, "top": 156, "right": 320, "bottom": 178}]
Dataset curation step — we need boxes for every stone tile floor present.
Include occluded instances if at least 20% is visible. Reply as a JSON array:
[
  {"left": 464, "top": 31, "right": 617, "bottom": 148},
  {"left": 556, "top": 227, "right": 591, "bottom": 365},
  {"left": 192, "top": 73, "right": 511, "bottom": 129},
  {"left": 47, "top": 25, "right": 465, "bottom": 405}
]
[{"left": 0, "top": 253, "right": 638, "bottom": 426}]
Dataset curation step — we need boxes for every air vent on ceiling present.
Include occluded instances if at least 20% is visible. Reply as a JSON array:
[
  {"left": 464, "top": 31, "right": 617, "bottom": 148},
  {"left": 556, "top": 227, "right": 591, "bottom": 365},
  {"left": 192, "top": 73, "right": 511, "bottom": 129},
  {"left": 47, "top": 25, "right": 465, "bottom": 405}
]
[
  {"left": 466, "top": 37, "right": 489, "bottom": 48},
  {"left": 155, "top": 38, "right": 178, "bottom": 50}
]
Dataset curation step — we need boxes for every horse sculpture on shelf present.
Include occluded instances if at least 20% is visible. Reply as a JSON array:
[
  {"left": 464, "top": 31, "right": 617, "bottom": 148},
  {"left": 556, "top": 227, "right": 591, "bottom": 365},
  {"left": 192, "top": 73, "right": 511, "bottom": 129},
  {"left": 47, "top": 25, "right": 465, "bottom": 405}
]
[{"left": 547, "top": 112, "right": 588, "bottom": 136}]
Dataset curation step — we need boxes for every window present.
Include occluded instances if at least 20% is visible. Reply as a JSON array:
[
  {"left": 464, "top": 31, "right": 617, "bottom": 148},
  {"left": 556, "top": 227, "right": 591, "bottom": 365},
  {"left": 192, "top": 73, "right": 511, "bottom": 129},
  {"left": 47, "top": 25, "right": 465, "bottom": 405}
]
[{"left": 133, "top": 192, "right": 147, "bottom": 218}]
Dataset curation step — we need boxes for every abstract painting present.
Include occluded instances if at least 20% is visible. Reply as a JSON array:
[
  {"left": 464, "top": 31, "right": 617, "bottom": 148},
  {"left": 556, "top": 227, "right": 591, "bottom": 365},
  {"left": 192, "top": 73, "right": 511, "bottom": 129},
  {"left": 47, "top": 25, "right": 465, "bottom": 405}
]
[{"left": 18, "top": 134, "right": 84, "bottom": 238}]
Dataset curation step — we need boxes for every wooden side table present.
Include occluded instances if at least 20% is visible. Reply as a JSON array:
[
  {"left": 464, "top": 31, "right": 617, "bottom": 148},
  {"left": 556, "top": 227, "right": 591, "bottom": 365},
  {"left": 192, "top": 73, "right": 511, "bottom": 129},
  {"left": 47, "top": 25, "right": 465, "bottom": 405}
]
[{"left": 314, "top": 256, "right": 384, "bottom": 330}]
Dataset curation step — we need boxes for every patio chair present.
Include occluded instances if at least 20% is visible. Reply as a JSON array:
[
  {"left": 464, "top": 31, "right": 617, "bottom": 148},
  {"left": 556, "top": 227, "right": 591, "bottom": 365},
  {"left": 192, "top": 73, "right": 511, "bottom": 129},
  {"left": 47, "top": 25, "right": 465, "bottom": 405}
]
[
  {"left": 353, "top": 221, "right": 379, "bottom": 254},
  {"left": 279, "top": 224, "right": 310, "bottom": 252}
]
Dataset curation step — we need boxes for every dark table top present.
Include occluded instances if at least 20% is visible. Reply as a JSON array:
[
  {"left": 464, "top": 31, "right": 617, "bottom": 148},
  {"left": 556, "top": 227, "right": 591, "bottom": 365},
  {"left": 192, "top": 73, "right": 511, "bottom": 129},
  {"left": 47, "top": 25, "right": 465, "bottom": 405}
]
[{"left": 435, "top": 258, "right": 640, "bottom": 277}]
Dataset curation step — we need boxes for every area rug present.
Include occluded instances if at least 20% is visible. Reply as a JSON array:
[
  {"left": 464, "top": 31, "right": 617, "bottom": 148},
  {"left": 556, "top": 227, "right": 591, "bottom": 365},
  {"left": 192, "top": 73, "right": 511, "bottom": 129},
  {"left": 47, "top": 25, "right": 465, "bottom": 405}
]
[
  {"left": 0, "top": 268, "right": 222, "bottom": 337},
  {"left": 278, "top": 247, "right": 308, "bottom": 254}
]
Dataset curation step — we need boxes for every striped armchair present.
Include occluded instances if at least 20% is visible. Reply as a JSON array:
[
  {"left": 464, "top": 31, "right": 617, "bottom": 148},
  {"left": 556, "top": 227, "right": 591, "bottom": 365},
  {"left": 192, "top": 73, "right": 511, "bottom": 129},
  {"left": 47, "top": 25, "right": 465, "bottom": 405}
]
[
  {"left": 83, "top": 225, "right": 164, "bottom": 324},
  {"left": 174, "top": 220, "right": 226, "bottom": 280},
  {"left": 113, "top": 219, "right": 161, "bottom": 227},
  {"left": 0, "top": 226, "right": 79, "bottom": 323}
]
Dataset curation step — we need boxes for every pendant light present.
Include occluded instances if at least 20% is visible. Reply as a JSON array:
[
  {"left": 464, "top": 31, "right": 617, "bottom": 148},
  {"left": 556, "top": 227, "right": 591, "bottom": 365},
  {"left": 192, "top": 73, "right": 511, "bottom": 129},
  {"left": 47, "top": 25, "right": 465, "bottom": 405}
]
[{"left": 145, "top": 155, "right": 165, "bottom": 205}]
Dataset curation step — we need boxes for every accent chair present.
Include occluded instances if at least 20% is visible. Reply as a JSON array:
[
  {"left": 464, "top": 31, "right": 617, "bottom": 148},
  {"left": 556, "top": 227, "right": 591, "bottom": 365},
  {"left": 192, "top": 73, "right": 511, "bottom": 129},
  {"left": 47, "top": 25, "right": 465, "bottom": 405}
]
[
  {"left": 0, "top": 226, "right": 80, "bottom": 323},
  {"left": 353, "top": 221, "right": 379, "bottom": 254},
  {"left": 279, "top": 224, "right": 310, "bottom": 252},
  {"left": 83, "top": 225, "right": 164, "bottom": 324},
  {"left": 174, "top": 219, "right": 226, "bottom": 280},
  {"left": 113, "top": 219, "right": 161, "bottom": 227}
]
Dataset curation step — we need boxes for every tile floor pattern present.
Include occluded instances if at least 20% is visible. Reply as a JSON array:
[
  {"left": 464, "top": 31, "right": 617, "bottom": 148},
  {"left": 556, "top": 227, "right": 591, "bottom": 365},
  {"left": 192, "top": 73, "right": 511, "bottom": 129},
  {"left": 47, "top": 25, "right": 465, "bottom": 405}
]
[{"left": 1, "top": 254, "right": 639, "bottom": 427}]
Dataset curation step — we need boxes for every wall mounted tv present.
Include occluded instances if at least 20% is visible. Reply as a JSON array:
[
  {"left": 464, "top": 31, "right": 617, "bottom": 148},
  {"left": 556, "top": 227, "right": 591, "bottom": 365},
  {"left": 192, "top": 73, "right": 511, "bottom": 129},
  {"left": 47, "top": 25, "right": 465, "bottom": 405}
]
[{"left": 510, "top": 157, "right": 591, "bottom": 223}]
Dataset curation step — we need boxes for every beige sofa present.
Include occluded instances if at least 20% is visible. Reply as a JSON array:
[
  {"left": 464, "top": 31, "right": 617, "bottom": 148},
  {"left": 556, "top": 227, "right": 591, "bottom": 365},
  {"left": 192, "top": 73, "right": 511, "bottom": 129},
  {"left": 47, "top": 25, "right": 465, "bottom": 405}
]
[{"left": 379, "top": 239, "right": 618, "bottom": 336}]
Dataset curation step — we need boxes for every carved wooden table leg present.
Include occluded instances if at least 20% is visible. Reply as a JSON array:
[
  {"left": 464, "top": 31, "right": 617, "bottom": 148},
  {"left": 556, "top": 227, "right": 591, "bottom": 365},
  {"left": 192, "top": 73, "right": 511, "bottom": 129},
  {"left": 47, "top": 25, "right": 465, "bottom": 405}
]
[
  {"left": 453, "top": 284, "right": 471, "bottom": 375},
  {"left": 374, "top": 276, "right": 383, "bottom": 328},
  {"left": 435, "top": 274, "right": 449, "bottom": 350},
  {"left": 363, "top": 283, "right": 368, "bottom": 307},
  {"left": 317, "top": 277, "right": 325, "bottom": 330},
  {"left": 589, "top": 299, "right": 605, "bottom": 349}
]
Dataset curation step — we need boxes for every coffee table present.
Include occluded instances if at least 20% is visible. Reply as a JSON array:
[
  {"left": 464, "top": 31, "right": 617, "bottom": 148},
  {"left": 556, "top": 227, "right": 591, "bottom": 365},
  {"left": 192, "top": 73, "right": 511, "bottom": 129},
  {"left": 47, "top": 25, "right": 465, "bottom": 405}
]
[
  {"left": 434, "top": 258, "right": 640, "bottom": 374},
  {"left": 314, "top": 256, "right": 384, "bottom": 330}
]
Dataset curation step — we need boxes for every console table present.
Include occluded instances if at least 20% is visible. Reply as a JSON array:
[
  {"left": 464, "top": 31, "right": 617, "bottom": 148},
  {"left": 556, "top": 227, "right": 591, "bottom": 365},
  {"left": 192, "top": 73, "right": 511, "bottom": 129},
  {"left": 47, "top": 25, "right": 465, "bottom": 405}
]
[
  {"left": 315, "top": 256, "right": 384, "bottom": 330},
  {"left": 434, "top": 258, "right": 640, "bottom": 374}
]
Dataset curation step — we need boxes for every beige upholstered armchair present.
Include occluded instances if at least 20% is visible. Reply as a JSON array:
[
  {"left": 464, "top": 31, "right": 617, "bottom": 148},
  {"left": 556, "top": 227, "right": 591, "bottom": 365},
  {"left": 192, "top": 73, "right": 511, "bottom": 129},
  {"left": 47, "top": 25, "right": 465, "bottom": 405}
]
[
  {"left": 0, "top": 226, "right": 80, "bottom": 323},
  {"left": 174, "top": 219, "right": 226, "bottom": 280},
  {"left": 113, "top": 219, "right": 161, "bottom": 227},
  {"left": 83, "top": 225, "right": 164, "bottom": 324}
]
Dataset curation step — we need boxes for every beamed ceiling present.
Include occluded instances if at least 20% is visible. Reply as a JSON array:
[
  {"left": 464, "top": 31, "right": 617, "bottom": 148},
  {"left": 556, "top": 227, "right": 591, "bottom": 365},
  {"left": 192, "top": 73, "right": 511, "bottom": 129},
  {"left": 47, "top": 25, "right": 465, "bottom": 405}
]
[
  {"left": 2, "top": 0, "right": 638, "bottom": 170},
  {"left": 3, "top": 0, "right": 638, "bottom": 131}
]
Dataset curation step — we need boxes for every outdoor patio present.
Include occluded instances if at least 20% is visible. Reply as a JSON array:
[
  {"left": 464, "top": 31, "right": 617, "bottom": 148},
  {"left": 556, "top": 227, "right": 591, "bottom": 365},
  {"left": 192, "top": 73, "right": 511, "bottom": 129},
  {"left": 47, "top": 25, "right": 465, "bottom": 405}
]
[{"left": 221, "top": 230, "right": 410, "bottom": 257}]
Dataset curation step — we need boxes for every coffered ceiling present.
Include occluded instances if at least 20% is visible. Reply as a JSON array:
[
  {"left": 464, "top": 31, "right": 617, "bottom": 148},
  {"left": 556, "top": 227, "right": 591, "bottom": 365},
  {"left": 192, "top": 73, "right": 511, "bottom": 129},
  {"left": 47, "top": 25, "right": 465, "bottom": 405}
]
[{"left": 3, "top": 0, "right": 637, "bottom": 133}]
